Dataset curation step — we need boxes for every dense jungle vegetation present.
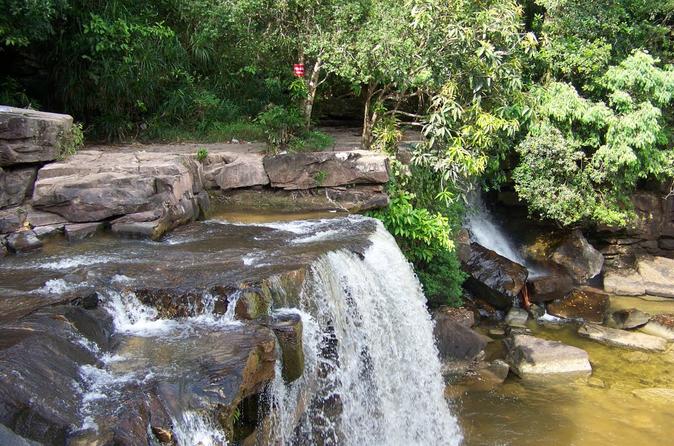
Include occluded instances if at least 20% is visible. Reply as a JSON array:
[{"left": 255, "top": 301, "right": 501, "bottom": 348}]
[{"left": 2, "top": 0, "right": 673, "bottom": 306}]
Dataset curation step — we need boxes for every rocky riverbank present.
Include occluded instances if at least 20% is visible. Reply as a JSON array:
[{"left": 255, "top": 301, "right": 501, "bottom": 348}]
[{"left": 1, "top": 106, "right": 390, "bottom": 255}]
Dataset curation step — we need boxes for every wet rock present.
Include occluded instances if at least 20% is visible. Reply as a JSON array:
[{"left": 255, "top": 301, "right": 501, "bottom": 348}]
[
  {"left": 263, "top": 150, "right": 389, "bottom": 190},
  {"left": 0, "top": 206, "right": 24, "bottom": 233},
  {"left": 505, "top": 307, "right": 529, "bottom": 328},
  {"left": 0, "top": 106, "right": 73, "bottom": 166},
  {"left": 263, "top": 312, "right": 305, "bottom": 383},
  {"left": 432, "top": 306, "right": 475, "bottom": 328},
  {"left": 551, "top": 230, "right": 604, "bottom": 283},
  {"left": 433, "top": 319, "right": 487, "bottom": 362},
  {"left": 235, "top": 287, "right": 272, "bottom": 320},
  {"left": 603, "top": 268, "right": 646, "bottom": 296},
  {"left": 506, "top": 334, "right": 592, "bottom": 377},
  {"left": 0, "top": 308, "right": 98, "bottom": 444},
  {"left": 65, "top": 222, "right": 103, "bottom": 242},
  {"left": 528, "top": 304, "right": 546, "bottom": 320},
  {"left": 151, "top": 426, "right": 174, "bottom": 444},
  {"left": 486, "top": 359, "right": 510, "bottom": 383},
  {"left": 0, "top": 166, "right": 37, "bottom": 209},
  {"left": 0, "top": 425, "right": 41, "bottom": 446},
  {"left": 621, "top": 351, "right": 649, "bottom": 363},
  {"left": 546, "top": 288, "right": 610, "bottom": 323},
  {"left": 32, "top": 224, "right": 64, "bottom": 239},
  {"left": 636, "top": 256, "right": 674, "bottom": 298},
  {"left": 640, "top": 314, "right": 674, "bottom": 341},
  {"left": 110, "top": 210, "right": 164, "bottom": 239},
  {"left": 457, "top": 235, "right": 528, "bottom": 309},
  {"left": 611, "top": 308, "right": 650, "bottom": 329},
  {"left": 6, "top": 230, "right": 42, "bottom": 252},
  {"left": 529, "top": 269, "right": 575, "bottom": 303},
  {"left": 578, "top": 323, "right": 666, "bottom": 351},
  {"left": 631, "top": 388, "right": 674, "bottom": 405},
  {"left": 488, "top": 327, "right": 506, "bottom": 337}
]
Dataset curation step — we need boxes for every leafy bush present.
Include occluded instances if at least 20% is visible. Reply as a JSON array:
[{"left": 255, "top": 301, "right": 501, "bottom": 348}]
[
  {"left": 255, "top": 105, "right": 305, "bottom": 153},
  {"left": 288, "top": 131, "right": 334, "bottom": 152},
  {"left": 59, "top": 122, "right": 84, "bottom": 158}
]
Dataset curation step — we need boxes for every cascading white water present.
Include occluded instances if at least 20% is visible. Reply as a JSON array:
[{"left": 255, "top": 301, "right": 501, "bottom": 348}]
[
  {"left": 267, "top": 222, "right": 462, "bottom": 446},
  {"left": 465, "top": 193, "right": 527, "bottom": 265}
]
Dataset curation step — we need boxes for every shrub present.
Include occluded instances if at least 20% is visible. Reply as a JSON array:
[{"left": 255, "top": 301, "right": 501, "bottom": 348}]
[
  {"left": 255, "top": 105, "right": 304, "bottom": 153},
  {"left": 196, "top": 147, "right": 209, "bottom": 161},
  {"left": 59, "top": 122, "right": 84, "bottom": 158}
]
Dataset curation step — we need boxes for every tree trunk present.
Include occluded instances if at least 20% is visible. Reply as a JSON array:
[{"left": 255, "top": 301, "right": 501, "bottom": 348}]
[
  {"left": 362, "top": 83, "right": 376, "bottom": 149},
  {"left": 302, "top": 58, "right": 322, "bottom": 130}
]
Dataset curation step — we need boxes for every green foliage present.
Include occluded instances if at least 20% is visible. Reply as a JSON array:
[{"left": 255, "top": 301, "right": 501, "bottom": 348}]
[
  {"left": 255, "top": 105, "right": 305, "bottom": 152},
  {"left": 288, "top": 131, "right": 334, "bottom": 153},
  {"left": 370, "top": 158, "right": 466, "bottom": 307},
  {"left": 313, "top": 170, "right": 327, "bottom": 186},
  {"left": 196, "top": 147, "right": 209, "bottom": 162},
  {"left": 59, "top": 122, "right": 84, "bottom": 158},
  {"left": 514, "top": 51, "right": 674, "bottom": 226}
]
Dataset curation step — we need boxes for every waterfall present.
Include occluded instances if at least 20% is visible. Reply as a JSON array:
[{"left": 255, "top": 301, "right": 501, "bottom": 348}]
[
  {"left": 267, "top": 222, "right": 462, "bottom": 446},
  {"left": 465, "top": 193, "right": 527, "bottom": 266}
]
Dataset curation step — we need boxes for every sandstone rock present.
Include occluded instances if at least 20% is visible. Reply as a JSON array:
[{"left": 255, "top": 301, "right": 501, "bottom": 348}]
[
  {"left": 631, "top": 388, "right": 674, "bottom": 405},
  {"left": 603, "top": 268, "right": 646, "bottom": 296},
  {"left": 486, "top": 359, "right": 510, "bottom": 382},
  {"left": 0, "top": 424, "right": 41, "bottom": 446},
  {"left": 432, "top": 306, "right": 475, "bottom": 328},
  {"left": 0, "top": 206, "right": 25, "bottom": 233},
  {"left": 6, "top": 230, "right": 42, "bottom": 252},
  {"left": 32, "top": 224, "right": 64, "bottom": 239},
  {"left": 110, "top": 210, "right": 164, "bottom": 239},
  {"left": 433, "top": 318, "right": 487, "bottom": 362},
  {"left": 263, "top": 312, "right": 304, "bottom": 383},
  {"left": 263, "top": 150, "right": 389, "bottom": 190},
  {"left": 65, "top": 222, "right": 103, "bottom": 242},
  {"left": 33, "top": 151, "right": 201, "bottom": 222},
  {"left": 506, "top": 334, "right": 592, "bottom": 377},
  {"left": 611, "top": 308, "right": 650, "bottom": 329},
  {"left": 636, "top": 256, "right": 674, "bottom": 298},
  {"left": 528, "top": 303, "right": 546, "bottom": 320},
  {"left": 505, "top": 307, "right": 529, "bottom": 328},
  {"left": 235, "top": 287, "right": 272, "bottom": 320},
  {"left": 621, "top": 351, "right": 649, "bottom": 363},
  {"left": 587, "top": 377, "right": 606, "bottom": 388},
  {"left": 0, "top": 106, "right": 73, "bottom": 166},
  {"left": 210, "top": 153, "right": 269, "bottom": 190},
  {"left": 457, "top": 236, "right": 528, "bottom": 309},
  {"left": 577, "top": 323, "right": 666, "bottom": 351},
  {"left": 551, "top": 230, "right": 604, "bottom": 283},
  {"left": 547, "top": 288, "right": 610, "bottom": 323},
  {"left": 0, "top": 166, "right": 37, "bottom": 208}
]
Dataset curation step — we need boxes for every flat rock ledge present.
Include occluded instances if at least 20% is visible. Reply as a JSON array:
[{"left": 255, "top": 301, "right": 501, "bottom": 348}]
[
  {"left": 506, "top": 334, "right": 592, "bottom": 377},
  {"left": 577, "top": 323, "right": 667, "bottom": 351},
  {"left": 604, "top": 256, "right": 674, "bottom": 298}
]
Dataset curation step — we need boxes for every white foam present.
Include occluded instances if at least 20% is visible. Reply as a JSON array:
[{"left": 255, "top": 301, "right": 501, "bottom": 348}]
[
  {"left": 172, "top": 411, "right": 228, "bottom": 446},
  {"left": 36, "top": 278, "right": 76, "bottom": 294},
  {"left": 40, "top": 255, "right": 118, "bottom": 270}
]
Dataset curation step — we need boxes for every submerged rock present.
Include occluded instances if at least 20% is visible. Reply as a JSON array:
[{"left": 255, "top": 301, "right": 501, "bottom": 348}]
[
  {"left": 551, "top": 230, "right": 604, "bottom": 283},
  {"left": 631, "top": 388, "right": 674, "bottom": 405},
  {"left": 457, "top": 234, "right": 528, "bottom": 309},
  {"left": 577, "top": 323, "right": 667, "bottom": 351},
  {"left": 546, "top": 288, "right": 610, "bottom": 323},
  {"left": 506, "top": 334, "right": 592, "bottom": 377},
  {"left": 640, "top": 314, "right": 674, "bottom": 341},
  {"left": 0, "top": 106, "right": 73, "bottom": 166},
  {"left": 611, "top": 308, "right": 651, "bottom": 329},
  {"left": 636, "top": 256, "right": 674, "bottom": 298}
]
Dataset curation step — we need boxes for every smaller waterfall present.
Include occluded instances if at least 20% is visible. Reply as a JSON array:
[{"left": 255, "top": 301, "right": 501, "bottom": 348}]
[
  {"left": 267, "top": 221, "right": 462, "bottom": 446},
  {"left": 465, "top": 193, "right": 527, "bottom": 265},
  {"left": 172, "top": 411, "right": 228, "bottom": 446}
]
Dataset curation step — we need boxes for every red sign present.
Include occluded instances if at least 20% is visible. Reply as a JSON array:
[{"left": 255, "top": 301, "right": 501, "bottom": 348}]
[{"left": 293, "top": 63, "right": 305, "bottom": 77}]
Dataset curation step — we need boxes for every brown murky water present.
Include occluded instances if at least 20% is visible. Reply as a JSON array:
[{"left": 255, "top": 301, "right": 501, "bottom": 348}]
[{"left": 455, "top": 299, "right": 674, "bottom": 446}]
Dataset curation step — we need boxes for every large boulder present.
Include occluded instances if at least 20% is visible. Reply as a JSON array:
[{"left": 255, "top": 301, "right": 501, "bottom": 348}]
[
  {"left": 32, "top": 151, "right": 206, "bottom": 239},
  {"left": 603, "top": 268, "right": 646, "bottom": 296},
  {"left": 528, "top": 267, "right": 575, "bottom": 303},
  {"left": 0, "top": 166, "right": 37, "bottom": 208},
  {"left": 546, "top": 288, "right": 610, "bottom": 323},
  {"left": 432, "top": 317, "right": 487, "bottom": 362},
  {"left": 263, "top": 150, "right": 389, "bottom": 190},
  {"left": 457, "top": 234, "right": 528, "bottom": 309},
  {"left": 551, "top": 230, "right": 604, "bottom": 283},
  {"left": 577, "top": 323, "right": 667, "bottom": 351},
  {"left": 202, "top": 153, "right": 269, "bottom": 190},
  {"left": 636, "top": 256, "right": 674, "bottom": 298},
  {"left": 505, "top": 334, "right": 592, "bottom": 377},
  {"left": 0, "top": 106, "right": 73, "bottom": 166}
]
